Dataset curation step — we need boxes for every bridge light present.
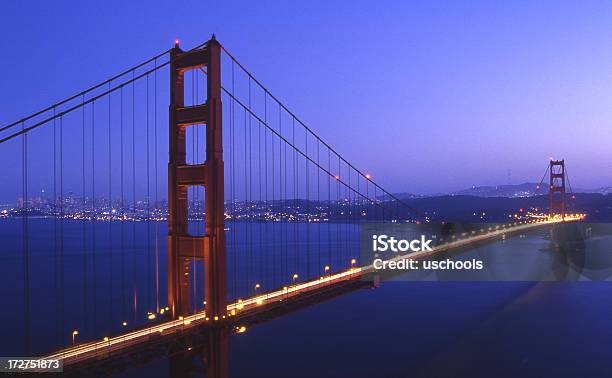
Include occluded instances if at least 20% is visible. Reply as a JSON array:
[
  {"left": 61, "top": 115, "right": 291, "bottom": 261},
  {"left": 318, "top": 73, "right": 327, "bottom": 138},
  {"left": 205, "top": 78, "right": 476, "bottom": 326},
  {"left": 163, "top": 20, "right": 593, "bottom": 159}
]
[
  {"left": 103, "top": 336, "right": 109, "bottom": 342},
  {"left": 351, "top": 258, "right": 357, "bottom": 265},
  {"left": 174, "top": 39, "right": 180, "bottom": 47},
  {"left": 334, "top": 175, "right": 340, "bottom": 180},
  {"left": 324, "top": 265, "right": 330, "bottom": 273},
  {"left": 72, "top": 330, "right": 78, "bottom": 345},
  {"left": 122, "top": 321, "right": 127, "bottom": 327},
  {"left": 236, "top": 325, "right": 247, "bottom": 333},
  {"left": 147, "top": 312, "right": 156, "bottom": 320},
  {"left": 254, "top": 283, "right": 261, "bottom": 290},
  {"left": 365, "top": 174, "right": 371, "bottom": 180}
]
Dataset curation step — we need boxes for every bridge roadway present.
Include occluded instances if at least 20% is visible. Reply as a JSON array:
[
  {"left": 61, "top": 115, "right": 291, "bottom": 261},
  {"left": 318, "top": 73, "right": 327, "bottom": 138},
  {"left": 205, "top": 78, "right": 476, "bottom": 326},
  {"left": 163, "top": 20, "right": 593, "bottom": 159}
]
[{"left": 42, "top": 216, "right": 583, "bottom": 367}]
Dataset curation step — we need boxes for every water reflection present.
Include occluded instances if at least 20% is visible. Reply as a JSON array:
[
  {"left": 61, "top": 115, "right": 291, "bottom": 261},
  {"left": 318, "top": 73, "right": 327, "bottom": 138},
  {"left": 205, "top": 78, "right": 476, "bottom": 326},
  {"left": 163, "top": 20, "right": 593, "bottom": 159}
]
[{"left": 169, "top": 328, "right": 229, "bottom": 378}]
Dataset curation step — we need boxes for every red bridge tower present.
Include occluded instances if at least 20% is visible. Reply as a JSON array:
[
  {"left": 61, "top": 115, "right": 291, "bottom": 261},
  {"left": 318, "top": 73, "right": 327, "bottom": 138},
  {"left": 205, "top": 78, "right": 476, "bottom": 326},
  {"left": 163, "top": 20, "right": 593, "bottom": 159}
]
[
  {"left": 549, "top": 159, "right": 566, "bottom": 219},
  {"left": 167, "top": 36, "right": 226, "bottom": 320}
]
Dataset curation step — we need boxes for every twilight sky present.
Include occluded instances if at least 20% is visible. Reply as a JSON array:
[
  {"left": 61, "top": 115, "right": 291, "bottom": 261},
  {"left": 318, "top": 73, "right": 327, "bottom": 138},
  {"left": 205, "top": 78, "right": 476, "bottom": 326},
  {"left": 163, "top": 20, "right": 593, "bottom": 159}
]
[{"left": 1, "top": 0, "right": 611, "bottom": 195}]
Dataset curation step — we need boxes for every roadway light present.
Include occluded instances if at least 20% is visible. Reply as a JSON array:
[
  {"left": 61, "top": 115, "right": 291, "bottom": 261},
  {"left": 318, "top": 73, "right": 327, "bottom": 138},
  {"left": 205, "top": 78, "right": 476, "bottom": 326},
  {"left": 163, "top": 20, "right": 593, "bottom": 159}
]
[
  {"left": 103, "top": 336, "right": 109, "bottom": 342},
  {"left": 351, "top": 258, "right": 357, "bottom": 266},
  {"left": 292, "top": 273, "right": 299, "bottom": 284},
  {"left": 122, "top": 321, "right": 127, "bottom": 327},
  {"left": 324, "top": 265, "right": 330, "bottom": 273},
  {"left": 72, "top": 330, "right": 78, "bottom": 345},
  {"left": 147, "top": 312, "right": 156, "bottom": 320}
]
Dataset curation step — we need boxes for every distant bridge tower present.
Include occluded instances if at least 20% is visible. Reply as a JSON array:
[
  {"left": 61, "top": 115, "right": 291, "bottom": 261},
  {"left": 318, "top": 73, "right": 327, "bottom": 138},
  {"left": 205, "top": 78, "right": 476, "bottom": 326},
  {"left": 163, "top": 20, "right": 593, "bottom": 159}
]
[
  {"left": 168, "top": 36, "right": 226, "bottom": 319},
  {"left": 549, "top": 159, "right": 566, "bottom": 219}
]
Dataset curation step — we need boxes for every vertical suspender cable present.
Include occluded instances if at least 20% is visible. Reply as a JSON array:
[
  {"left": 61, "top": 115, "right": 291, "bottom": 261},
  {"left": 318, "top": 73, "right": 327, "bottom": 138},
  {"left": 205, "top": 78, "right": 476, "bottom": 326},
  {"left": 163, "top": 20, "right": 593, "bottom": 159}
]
[
  {"left": 132, "top": 71, "right": 137, "bottom": 321},
  {"left": 292, "top": 117, "right": 297, "bottom": 279},
  {"left": 53, "top": 109, "right": 59, "bottom": 345},
  {"left": 244, "top": 107, "right": 249, "bottom": 295},
  {"left": 60, "top": 114, "right": 65, "bottom": 344},
  {"left": 271, "top": 97, "right": 276, "bottom": 287},
  {"left": 92, "top": 100, "right": 97, "bottom": 335},
  {"left": 154, "top": 58, "right": 159, "bottom": 313},
  {"left": 305, "top": 125, "right": 310, "bottom": 279},
  {"left": 82, "top": 95, "right": 87, "bottom": 335},
  {"left": 22, "top": 121, "right": 30, "bottom": 354},
  {"left": 258, "top": 119, "right": 263, "bottom": 285},
  {"left": 317, "top": 139, "right": 320, "bottom": 276},
  {"left": 146, "top": 73, "right": 151, "bottom": 313},
  {"left": 278, "top": 105, "right": 284, "bottom": 282},
  {"left": 327, "top": 149, "right": 331, "bottom": 269},
  {"left": 108, "top": 82, "right": 113, "bottom": 327},
  {"left": 248, "top": 78, "right": 254, "bottom": 294},
  {"left": 264, "top": 93, "right": 268, "bottom": 289},
  {"left": 230, "top": 62, "right": 236, "bottom": 301},
  {"left": 120, "top": 87, "right": 126, "bottom": 322}
]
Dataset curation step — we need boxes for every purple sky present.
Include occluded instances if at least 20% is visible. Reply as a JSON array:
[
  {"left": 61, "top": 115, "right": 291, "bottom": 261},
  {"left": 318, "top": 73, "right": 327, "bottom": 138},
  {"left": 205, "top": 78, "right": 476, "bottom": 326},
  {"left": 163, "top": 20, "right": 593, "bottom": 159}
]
[{"left": 1, "top": 1, "right": 611, "bottom": 196}]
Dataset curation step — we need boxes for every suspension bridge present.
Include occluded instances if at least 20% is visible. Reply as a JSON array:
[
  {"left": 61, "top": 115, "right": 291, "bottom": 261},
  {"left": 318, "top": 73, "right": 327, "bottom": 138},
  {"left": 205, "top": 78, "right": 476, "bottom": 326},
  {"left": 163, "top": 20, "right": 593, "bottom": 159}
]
[{"left": 0, "top": 36, "right": 585, "bottom": 376}]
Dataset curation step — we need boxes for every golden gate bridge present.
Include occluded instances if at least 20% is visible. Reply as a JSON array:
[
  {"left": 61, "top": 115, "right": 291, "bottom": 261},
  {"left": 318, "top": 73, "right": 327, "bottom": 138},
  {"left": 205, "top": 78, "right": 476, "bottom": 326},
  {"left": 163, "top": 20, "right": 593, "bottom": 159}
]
[{"left": 0, "top": 35, "right": 585, "bottom": 376}]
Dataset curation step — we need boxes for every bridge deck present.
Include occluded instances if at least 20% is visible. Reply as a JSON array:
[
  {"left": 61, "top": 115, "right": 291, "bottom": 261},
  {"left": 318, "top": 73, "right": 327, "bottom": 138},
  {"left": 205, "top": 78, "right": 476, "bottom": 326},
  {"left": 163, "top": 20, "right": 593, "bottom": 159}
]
[{"left": 43, "top": 217, "right": 580, "bottom": 367}]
